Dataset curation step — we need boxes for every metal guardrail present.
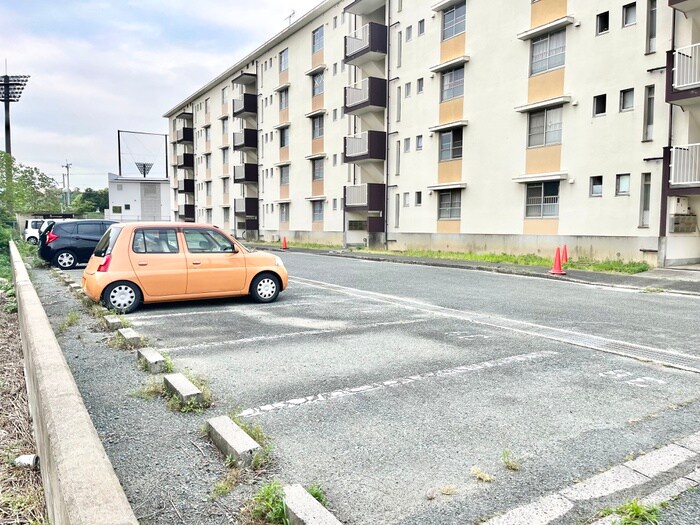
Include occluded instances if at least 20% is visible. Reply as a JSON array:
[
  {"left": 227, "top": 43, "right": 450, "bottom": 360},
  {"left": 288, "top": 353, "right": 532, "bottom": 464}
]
[
  {"left": 345, "top": 132, "right": 369, "bottom": 157},
  {"left": 345, "top": 184, "right": 368, "bottom": 206},
  {"left": 674, "top": 43, "right": 700, "bottom": 90},
  {"left": 670, "top": 144, "right": 700, "bottom": 186},
  {"left": 346, "top": 79, "right": 369, "bottom": 107},
  {"left": 346, "top": 24, "right": 370, "bottom": 56}
]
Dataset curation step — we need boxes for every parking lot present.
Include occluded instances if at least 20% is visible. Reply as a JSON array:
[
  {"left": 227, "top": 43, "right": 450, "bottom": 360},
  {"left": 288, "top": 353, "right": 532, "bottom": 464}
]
[{"left": 57, "top": 252, "right": 700, "bottom": 524}]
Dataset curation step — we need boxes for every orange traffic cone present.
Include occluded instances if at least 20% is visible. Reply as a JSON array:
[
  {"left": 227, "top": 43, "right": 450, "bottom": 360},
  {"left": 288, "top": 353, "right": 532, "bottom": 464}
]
[
  {"left": 282, "top": 236, "right": 288, "bottom": 250},
  {"left": 548, "top": 247, "right": 566, "bottom": 275},
  {"left": 562, "top": 244, "right": 569, "bottom": 263}
]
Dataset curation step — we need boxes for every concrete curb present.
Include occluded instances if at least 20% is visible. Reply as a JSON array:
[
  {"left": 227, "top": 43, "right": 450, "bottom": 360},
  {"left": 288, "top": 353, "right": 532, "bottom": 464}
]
[
  {"left": 103, "top": 315, "right": 123, "bottom": 331},
  {"left": 207, "top": 415, "right": 260, "bottom": 467},
  {"left": 117, "top": 327, "right": 142, "bottom": 347},
  {"left": 136, "top": 347, "right": 167, "bottom": 374},
  {"left": 163, "top": 373, "right": 203, "bottom": 405},
  {"left": 283, "top": 484, "right": 342, "bottom": 525},
  {"left": 9, "top": 241, "right": 138, "bottom": 524}
]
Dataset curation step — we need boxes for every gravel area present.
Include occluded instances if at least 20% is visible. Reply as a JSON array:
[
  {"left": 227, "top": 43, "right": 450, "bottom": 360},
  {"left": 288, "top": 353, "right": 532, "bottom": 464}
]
[{"left": 30, "top": 267, "right": 273, "bottom": 524}]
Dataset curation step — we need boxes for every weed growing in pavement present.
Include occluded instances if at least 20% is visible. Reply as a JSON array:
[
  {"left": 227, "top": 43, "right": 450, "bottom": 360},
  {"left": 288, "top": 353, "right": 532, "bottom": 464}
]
[
  {"left": 600, "top": 499, "right": 661, "bottom": 524},
  {"left": 501, "top": 449, "right": 520, "bottom": 471},
  {"left": 246, "top": 480, "right": 289, "bottom": 525},
  {"left": 230, "top": 409, "right": 273, "bottom": 470},
  {"left": 641, "top": 287, "right": 665, "bottom": 294},
  {"left": 210, "top": 466, "right": 241, "bottom": 500},
  {"left": 470, "top": 466, "right": 494, "bottom": 483},
  {"left": 158, "top": 370, "right": 212, "bottom": 413},
  {"left": 306, "top": 484, "right": 327, "bottom": 506},
  {"left": 129, "top": 378, "right": 165, "bottom": 400},
  {"left": 108, "top": 332, "right": 148, "bottom": 350},
  {"left": 56, "top": 310, "right": 80, "bottom": 335},
  {"left": 117, "top": 314, "right": 132, "bottom": 328},
  {"left": 161, "top": 352, "right": 174, "bottom": 373},
  {"left": 251, "top": 445, "right": 273, "bottom": 471},
  {"left": 440, "top": 485, "right": 458, "bottom": 496}
]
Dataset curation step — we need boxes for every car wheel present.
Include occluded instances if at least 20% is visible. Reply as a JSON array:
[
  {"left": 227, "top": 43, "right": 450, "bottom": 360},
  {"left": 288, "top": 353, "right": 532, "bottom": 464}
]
[
  {"left": 54, "top": 250, "right": 77, "bottom": 269},
  {"left": 103, "top": 282, "right": 142, "bottom": 314},
  {"left": 27, "top": 237, "right": 38, "bottom": 245},
  {"left": 251, "top": 274, "right": 280, "bottom": 303}
]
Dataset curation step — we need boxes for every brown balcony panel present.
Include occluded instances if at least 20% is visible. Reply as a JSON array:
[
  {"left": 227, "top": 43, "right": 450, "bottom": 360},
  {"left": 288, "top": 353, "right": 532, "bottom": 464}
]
[
  {"left": 344, "top": 77, "right": 387, "bottom": 115},
  {"left": 344, "top": 183, "right": 386, "bottom": 212},
  {"left": 178, "top": 204, "right": 195, "bottom": 221},
  {"left": 344, "top": 23, "right": 388, "bottom": 66},
  {"left": 232, "top": 93, "right": 258, "bottom": 117},
  {"left": 233, "top": 163, "right": 259, "bottom": 184},
  {"left": 176, "top": 127, "right": 194, "bottom": 143},
  {"left": 176, "top": 153, "right": 195, "bottom": 169},
  {"left": 177, "top": 178, "right": 195, "bottom": 194},
  {"left": 234, "top": 197, "right": 259, "bottom": 216},
  {"left": 233, "top": 129, "right": 258, "bottom": 151},
  {"left": 343, "top": 131, "right": 387, "bottom": 164},
  {"left": 244, "top": 218, "right": 259, "bottom": 230}
]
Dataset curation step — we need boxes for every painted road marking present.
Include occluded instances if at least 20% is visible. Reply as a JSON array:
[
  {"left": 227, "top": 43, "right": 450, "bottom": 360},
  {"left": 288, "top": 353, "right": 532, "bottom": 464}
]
[
  {"left": 289, "top": 277, "right": 700, "bottom": 374},
  {"left": 237, "top": 351, "right": 558, "bottom": 418},
  {"left": 599, "top": 370, "right": 667, "bottom": 388}
]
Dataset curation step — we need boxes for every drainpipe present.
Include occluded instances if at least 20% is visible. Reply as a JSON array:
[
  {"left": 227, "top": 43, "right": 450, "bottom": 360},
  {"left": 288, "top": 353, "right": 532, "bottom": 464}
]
[{"left": 384, "top": 1, "right": 393, "bottom": 250}]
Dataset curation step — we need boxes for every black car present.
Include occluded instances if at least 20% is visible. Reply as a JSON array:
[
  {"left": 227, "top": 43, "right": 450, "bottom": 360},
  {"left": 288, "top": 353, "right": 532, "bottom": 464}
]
[{"left": 39, "top": 220, "right": 118, "bottom": 269}]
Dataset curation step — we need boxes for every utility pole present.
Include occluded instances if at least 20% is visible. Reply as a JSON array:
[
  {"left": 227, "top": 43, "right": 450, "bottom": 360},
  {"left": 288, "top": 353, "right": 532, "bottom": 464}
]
[
  {"left": 0, "top": 62, "right": 29, "bottom": 217},
  {"left": 62, "top": 161, "right": 72, "bottom": 208}
]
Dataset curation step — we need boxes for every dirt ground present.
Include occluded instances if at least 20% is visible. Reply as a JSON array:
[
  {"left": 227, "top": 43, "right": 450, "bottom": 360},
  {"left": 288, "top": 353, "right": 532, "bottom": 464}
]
[{"left": 0, "top": 291, "right": 46, "bottom": 524}]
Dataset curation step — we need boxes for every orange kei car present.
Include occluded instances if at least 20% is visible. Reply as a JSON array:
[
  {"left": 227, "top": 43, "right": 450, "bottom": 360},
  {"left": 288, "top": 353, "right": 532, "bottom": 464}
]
[{"left": 82, "top": 222, "right": 288, "bottom": 313}]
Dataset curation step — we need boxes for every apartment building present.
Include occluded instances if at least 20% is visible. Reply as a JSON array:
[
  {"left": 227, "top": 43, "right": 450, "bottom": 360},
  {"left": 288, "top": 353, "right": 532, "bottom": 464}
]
[{"left": 164, "top": 0, "right": 700, "bottom": 267}]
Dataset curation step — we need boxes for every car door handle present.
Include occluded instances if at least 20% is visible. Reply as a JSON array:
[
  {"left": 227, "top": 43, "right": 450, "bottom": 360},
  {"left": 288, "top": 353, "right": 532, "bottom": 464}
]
[
  {"left": 192, "top": 261, "right": 201, "bottom": 265},
  {"left": 138, "top": 262, "right": 148, "bottom": 266}
]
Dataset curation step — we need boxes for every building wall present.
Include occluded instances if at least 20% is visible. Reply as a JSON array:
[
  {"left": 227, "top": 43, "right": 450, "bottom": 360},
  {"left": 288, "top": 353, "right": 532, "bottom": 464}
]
[{"left": 107, "top": 179, "right": 170, "bottom": 222}]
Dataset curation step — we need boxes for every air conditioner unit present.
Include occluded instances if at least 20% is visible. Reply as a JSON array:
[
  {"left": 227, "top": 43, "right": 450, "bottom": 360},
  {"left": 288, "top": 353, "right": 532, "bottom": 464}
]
[{"left": 669, "top": 197, "right": 689, "bottom": 215}]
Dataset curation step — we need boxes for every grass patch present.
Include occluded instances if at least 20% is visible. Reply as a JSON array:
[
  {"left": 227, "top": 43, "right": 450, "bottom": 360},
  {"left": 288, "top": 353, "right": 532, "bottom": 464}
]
[
  {"left": 306, "top": 483, "right": 327, "bottom": 506},
  {"left": 161, "top": 352, "right": 174, "bottom": 373},
  {"left": 56, "top": 310, "right": 80, "bottom": 334},
  {"left": 564, "top": 259, "right": 649, "bottom": 274},
  {"left": 254, "top": 240, "right": 342, "bottom": 250},
  {"left": 108, "top": 332, "right": 148, "bottom": 350},
  {"left": 501, "top": 449, "right": 520, "bottom": 471},
  {"left": 1, "top": 282, "right": 17, "bottom": 314},
  {"left": 129, "top": 378, "right": 165, "bottom": 400},
  {"left": 246, "top": 480, "right": 289, "bottom": 525},
  {"left": 600, "top": 499, "right": 661, "bottom": 524},
  {"left": 230, "top": 409, "right": 272, "bottom": 470},
  {"left": 470, "top": 466, "right": 494, "bottom": 483},
  {"left": 358, "top": 248, "right": 552, "bottom": 266},
  {"left": 163, "top": 370, "right": 213, "bottom": 413},
  {"left": 211, "top": 466, "right": 241, "bottom": 500}
]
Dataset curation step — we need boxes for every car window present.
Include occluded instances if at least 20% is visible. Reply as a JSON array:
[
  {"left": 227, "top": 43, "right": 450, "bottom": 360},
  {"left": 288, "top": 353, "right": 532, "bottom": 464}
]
[
  {"left": 77, "top": 223, "right": 102, "bottom": 236},
  {"left": 183, "top": 229, "right": 234, "bottom": 253},
  {"left": 31, "top": 220, "right": 43, "bottom": 229},
  {"left": 55, "top": 223, "right": 76, "bottom": 235},
  {"left": 94, "top": 226, "right": 122, "bottom": 257},
  {"left": 132, "top": 229, "right": 179, "bottom": 254}
]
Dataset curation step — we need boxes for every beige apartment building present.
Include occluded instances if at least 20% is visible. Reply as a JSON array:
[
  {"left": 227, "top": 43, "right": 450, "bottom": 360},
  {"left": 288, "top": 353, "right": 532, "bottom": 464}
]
[{"left": 164, "top": 0, "right": 700, "bottom": 267}]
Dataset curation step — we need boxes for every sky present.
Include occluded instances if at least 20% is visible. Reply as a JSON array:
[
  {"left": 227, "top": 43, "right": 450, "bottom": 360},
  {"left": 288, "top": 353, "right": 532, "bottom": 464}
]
[{"left": 1, "top": 0, "right": 322, "bottom": 190}]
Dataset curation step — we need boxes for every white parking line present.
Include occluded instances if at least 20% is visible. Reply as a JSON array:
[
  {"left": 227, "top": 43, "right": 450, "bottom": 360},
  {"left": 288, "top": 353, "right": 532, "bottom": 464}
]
[{"left": 237, "top": 350, "right": 558, "bottom": 418}]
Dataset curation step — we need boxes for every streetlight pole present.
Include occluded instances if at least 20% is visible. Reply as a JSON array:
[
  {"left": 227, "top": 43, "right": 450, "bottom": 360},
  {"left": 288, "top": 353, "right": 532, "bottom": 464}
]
[{"left": 0, "top": 72, "right": 30, "bottom": 216}]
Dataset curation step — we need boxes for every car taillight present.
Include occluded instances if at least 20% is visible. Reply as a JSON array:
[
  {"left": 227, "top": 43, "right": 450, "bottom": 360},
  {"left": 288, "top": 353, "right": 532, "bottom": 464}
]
[
  {"left": 97, "top": 254, "right": 111, "bottom": 272},
  {"left": 46, "top": 231, "right": 58, "bottom": 245}
]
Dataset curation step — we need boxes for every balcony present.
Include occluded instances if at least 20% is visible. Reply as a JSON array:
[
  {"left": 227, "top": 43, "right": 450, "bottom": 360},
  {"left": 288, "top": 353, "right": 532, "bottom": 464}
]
[
  {"left": 177, "top": 178, "right": 195, "bottom": 194},
  {"left": 178, "top": 204, "right": 195, "bottom": 221},
  {"left": 343, "top": 131, "right": 387, "bottom": 164},
  {"left": 233, "top": 129, "right": 258, "bottom": 151},
  {"left": 344, "top": 23, "right": 388, "bottom": 66},
  {"left": 669, "top": 0, "right": 700, "bottom": 13},
  {"left": 176, "top": 127, "right": 193, "bottom": 143},
  {"left": 667, "top": 45, "right": 700, "bottom": 106},
  {"left": 176, "top": 153, "right": 194, "bottom": 169},
  {"left": 234, "top": 197, "right": 259, "bottom": 216},
  {"left": 344, "top": 183, "right": 386, "bottom": 233},
  {"left": 670, "top": 144, "right": 700, "bottom": 186},
  {"left": 345, "top": 77, "right": 387, "bottom": 115},
  {"left": 345, "top": 0, "right": 387, "bottom": 15},
  {"left": 232, "top": 94, "right": 258, "bottom": 117},
  {"left": 233, "top": 163, "right": 258, "bottom": 184}
]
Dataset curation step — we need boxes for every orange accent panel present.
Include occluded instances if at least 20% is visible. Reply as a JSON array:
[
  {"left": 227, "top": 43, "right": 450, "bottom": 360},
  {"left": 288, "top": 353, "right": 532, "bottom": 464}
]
[
  {"left": 221, "top": 134, "right": 229, "bottom": 146},
  {"left": 205, "top": 169, "right": 212, "bottom": 180},
  {"left": 280, "top": 184, "right": 289, "bottom": 200},
  {"left": 528, "top": 68, "right": 565, "bottom": 103},
  {"left": 279, "top": 108, "right": 289, "bottom": 123},
  {"left": 280, "top": 221, "right": 289, "bottom": 231},
  {"left": 220, "top": 103, "right": 229, "bottom": 116},
  {"left": 312, "top": 94, "right": 324, "bottom": 112},
  {"left": 205, "top": 113, "right": 211, "bottom": 125},
  {"left": 312, "top": 138, "right": 324, "bottom": 155},
  {"left": 438, "top": 160, "right": 463, "bottom": 184},
  {"left": 312, "top": 51, "right": 324, "bottom": 68},
  {"left": 222, "top": 165, "right": 229, "bottom": 176},
  {"left": 439, "top": 97, "right": 463, "bottom": 124},
  {"left": 437, "top": 220, "right": 460, "bottom": 234},
  {"left": 222, "top": 194, "right": 229, "bottom": 205},
  {"left": 205, "top": 141, "right": 211, "bottom": 153},
  {"left": 523, "top": 218, "right": 559, "bottom": 235},
  {"left": 312, "top": 180, "right": 324, "bottom": 196},
  {"left": 312, "top": 221, "right": 324, "bottom": 232},
  {"left": 526, "top": 145, "right": 561, "bottom": 174},
  {"left": 440, "top": 32, "right": 466, "bottom": 63},
  {"left": 206, "top": 196, "right": 212, "bottom": 207},
  {"left": 280, "top": 146, "right": 289, "bottom": 162},
  {"left": 279, "top": 70, "right": 289, "bottom": 86},
  {"left": 531, "top": 0, "right": 567, "bottom": 28}
]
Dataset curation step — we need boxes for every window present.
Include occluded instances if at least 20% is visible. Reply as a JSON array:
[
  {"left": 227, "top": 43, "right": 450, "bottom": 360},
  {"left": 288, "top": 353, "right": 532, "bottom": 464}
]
[
  {"left": 593, "top": 94, "right": 607, "bottom": 116},
  {"left": 312, "top": 26, "right": 324, "bottom": 53},
  {"left": 280, "top": 203, "right": 289, "bottom": 223},
  {"left": 623, "top": 3, "right": 636, "bottom": 26},
  {"left": 620, "top": 89, "right": 634, "bottom": 111},
  {"left": 312, "top": 72, "right": 324, "bottom": 96},
  {"left": 222, "top": 148, "right": 229, "bottom": 165},
  {"left": 184, "top": 229, "right": 234, "bottom": 253},
  {"left": 530, "top": 30, "right": 565, "bottom": 75},
  {"left": 223, "top": 207, "right": 230, "bottom": 224},
  {"left": 616, "top": 174, "right": 631, "bottom": 195},
  {"left": 205, "top": 181, "right": 212, "bottom": 196},
  {"left": 590, "top": 176, "right": 603, "bottom": 197},
  {"left": 397, "top": 31, "right": 403, "bottom": 67},
  {"left": 333, "top": 63, "right": 338, "bottom": 75},
  {"left": 397, "top": 0, "right": 402, "bottom": 11},
  {"left": 405, "top": 82, "right": 411, "bottom": 97},
  {"left": 333, "top": 16, "right": 337, "bottom": 29},
  {"left": 415, "top": 191, "right": 422, "bottom": 206},
  {"left": 280, "top": 165, "right": 290, "bottom": 185},
  {"left": 333, "top": 154, "right": 337, "bottom": 166},
  {"left": 112, "top": 205, "right": 122, "bottom": 213},
  {"left": 442, "top": 3, "right": 466, "bottom": 40},
  {"left": 406, "top": 25, "right": 413, "bottom": 41},
  {"left": 528, "top": 107, "right": 562, "bottom": 147},
  {"left": 333, "top": 108, "right": 338, "bottom": 121},
  {"left": 312, "top": 159, "right": 324, "bottom": 180},
  {"left": 597, "top": 11, "right": 609, "bottom": 35},
  {"left": 279, "top": 48, "right": 288, "bottom": 72},
  {"left": 441, "top": 66, "right": 464, "bottom": 101},
  {"left": 404, "top": 137, "right": 411, "bottom": 152},
  {"left": 643, "top": 85, "right": 655, "bottom": 140},
  {"left": 312, "top": 115, "right": 324, "bottom": 139},
  {"left": 416, "top": 135, "right": 423, "bottom": 150},
  {"left": 395, "top": 140, "right": 401, "bottom": 175},
  {"left": 205, "top": 154, "right": 211, "bottom": 169},
  {"left": 280, "top": 127, "right": 290, "bottom": 147},
  {"left": 438, "top": 190, "right": 461, "bottom": 219},
  {"left": 526, "top": 182, "right": 559, "bottom": 217},
  {"left": 132, "top": 229, "right": 179, "bottom": 254},
  {"left": 417, "top": 78, "right": 424, "bottom": 93},
  {"left": 116, "top": 184, "right": 123, "bottom": 191},
  {"left": 418, "top": 19, "right": 425, "bottom": 35},
  {"left": 204, "top": 127, "right": 211, "bottom": 141},
  {"left": 440, "top": 128, "right": 463, "bottom": 160},
  {"left": 396, "top": 86, "right": 402, "bottom": 121},
  {"left": 76, "top": 223, "right": 102, "bottom": 237},
  {"left": 279, "top": 88, "right": 289, "bottom": 110},
  {"left": 640, "top": 173, "right": 651, "bottom": 227},
  {"left": 312, "top": 201, "right": 324, "bottom": 222},
  {"left": 646, "top": 0, "right": 657, "bottom": 53},
  {"left": 222, "top": 177, "right": 229, "bottom": 194},
  {"left": 204, "top": 98, "right": 210, "bottom": 113},
  {"left": 221, "top": 86, "right": 228, "bottom": 104},
  {"left": 403, "top": 192, "right": 410, "bottom": 207},
  {"left": 222, "top": 118, "right": 229, "bottom": 134}
]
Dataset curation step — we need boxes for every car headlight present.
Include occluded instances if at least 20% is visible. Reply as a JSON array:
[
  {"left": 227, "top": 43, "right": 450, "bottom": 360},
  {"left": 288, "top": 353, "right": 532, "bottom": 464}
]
[{"left": 275, "top": 256, "right": 284, "bottom": 267}]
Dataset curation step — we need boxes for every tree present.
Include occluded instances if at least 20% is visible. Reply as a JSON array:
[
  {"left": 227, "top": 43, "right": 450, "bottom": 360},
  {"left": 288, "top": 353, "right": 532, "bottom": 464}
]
[
  {"left": 69, "top": 187, "right": 109, "bottom": 214},
  {"left": 0, "top": 152, "right": 62, "bottom": 220}
]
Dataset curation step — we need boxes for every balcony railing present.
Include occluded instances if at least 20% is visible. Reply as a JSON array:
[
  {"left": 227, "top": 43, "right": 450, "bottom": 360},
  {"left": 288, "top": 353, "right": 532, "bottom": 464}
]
[
  {"left": 344, "top": 77, "right": 387, "bottom": 114},
  {"left": 347, "top": 24, "right": 371, "bottom": 56},
  {"left": 343, "top": 131, "right": 386, "bottom": 163},
  {"left": 232, "top": 93, "right": 258, "bottom": 117},
  {"left": 176, "top": 153, "right": 194, "bottom": 169},
  {"left": 526, "top": 196, "right": 559, "bottom": 218},
  {"left": 344, "top": 22, "right": 388, "bottom": 65},
  {"left": 346, "top": 184, "right": 369, "bottom": 206},
  {"left": 670, "top": 144, "right": 700, "bottom": 186},
  {"left": 233, "top": 129, "right": 258, "bottom": 151},
  {"left": 345, "top": 132, "right": 370, "bottom": 157},
  {"left": 176, "top": 127, "right": 193, "bottom": 143},
  {"left": 346, "top": 79, "right": 370, "bottom": 107},
  {"left": 233, "top": 163, "right": 258, "bottom": 184},
  {"left": 674, "top": 43, "right": 700, "bottom": 90}
]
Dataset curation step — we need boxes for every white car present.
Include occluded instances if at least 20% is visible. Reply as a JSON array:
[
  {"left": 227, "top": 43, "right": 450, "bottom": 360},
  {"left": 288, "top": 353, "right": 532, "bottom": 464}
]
[{"left": 24, "top": 219, "right": 47, "bottom": 245}]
